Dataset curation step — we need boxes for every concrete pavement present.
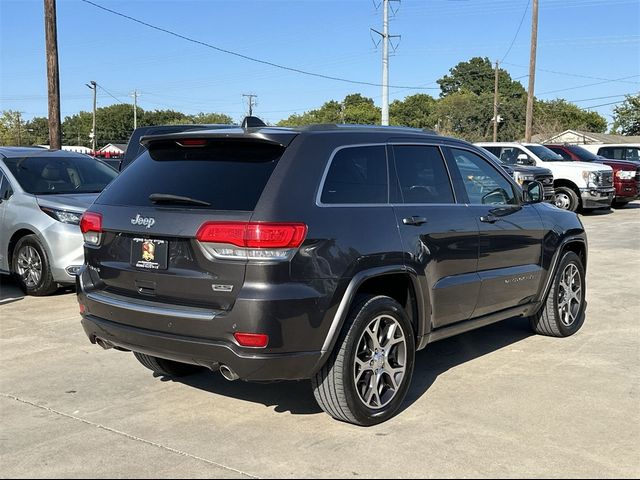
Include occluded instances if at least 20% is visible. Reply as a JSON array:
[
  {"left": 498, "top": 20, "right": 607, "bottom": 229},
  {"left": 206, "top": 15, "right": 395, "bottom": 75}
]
[{"left": 1, "top": 203, "right": 639, "bottom": 478}]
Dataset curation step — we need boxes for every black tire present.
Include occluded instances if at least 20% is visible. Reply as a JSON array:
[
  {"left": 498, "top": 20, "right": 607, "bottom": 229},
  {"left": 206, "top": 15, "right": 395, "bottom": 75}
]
[
  {"left": 612, "top": 200, "right": 629, "bottom": 208},
  {"left": 133, "top": 352, "right": 202, "bottom": 377},
  {"left": 11, "top": 235, "right": 57, "bottom": 296},
  {"left": 529, "top": 251, "right": 586, "bottom": 337},
  {"left": 312, "top": 295, "right": 416, "bottom": 426},
  {"left": 554, "top": 186, "right": 580, "bottom": 212}
]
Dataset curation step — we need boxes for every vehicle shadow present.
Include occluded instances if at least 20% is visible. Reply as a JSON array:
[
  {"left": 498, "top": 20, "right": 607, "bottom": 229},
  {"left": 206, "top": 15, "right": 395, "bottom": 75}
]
[
  {"left": 0, "top": 274, "right": 25, "bottom": 305},
  {"left": 168, "top": 316, "right": 533, "bottom": 418},
  {"left": 580, "top": 207, "right": 613, "bottom": 216}
]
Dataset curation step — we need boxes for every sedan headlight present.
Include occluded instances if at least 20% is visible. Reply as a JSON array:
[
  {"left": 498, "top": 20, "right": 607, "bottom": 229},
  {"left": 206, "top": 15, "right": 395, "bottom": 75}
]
[
  {"left": 513, "top": 172, "right": 535, "bottom": 186},
  {"left": 40, "top": 207, "right": 83, "bottom": 225},
  {"left": 616, "top": 170, "right": 636, "bottom": 180}
]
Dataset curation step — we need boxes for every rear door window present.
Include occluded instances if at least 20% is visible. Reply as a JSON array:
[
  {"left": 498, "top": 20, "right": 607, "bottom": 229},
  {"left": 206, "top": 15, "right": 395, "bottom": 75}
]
[
  {"left": 392, "top": 145, "right": 454, "bottom": 204},
  {"left": 320, "top": 145, "right": 388, "bottom": 204},
  {"left": 97, "top": 140, "right": 284, "bottom": 211}
]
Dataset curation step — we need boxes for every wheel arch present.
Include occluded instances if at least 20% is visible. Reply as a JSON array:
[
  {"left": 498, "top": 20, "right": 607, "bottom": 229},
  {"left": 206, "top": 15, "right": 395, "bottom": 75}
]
[
  {"left": 553, "top": 179, "right": 582, "bottom": 208},
  {"left": 8, "top": 228, "right": 38, "bottom": 271},
  {"left": 317, "top": 266, "right": 427, "bottom": 370},
  {"left": 537, "top": 235, "right": 587, "bottom": 306}
]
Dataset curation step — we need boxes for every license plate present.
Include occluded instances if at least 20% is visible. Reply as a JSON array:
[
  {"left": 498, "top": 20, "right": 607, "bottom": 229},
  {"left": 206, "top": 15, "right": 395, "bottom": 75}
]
[{"left": 131, "top": 238, "right": 168, "bottom": 270}]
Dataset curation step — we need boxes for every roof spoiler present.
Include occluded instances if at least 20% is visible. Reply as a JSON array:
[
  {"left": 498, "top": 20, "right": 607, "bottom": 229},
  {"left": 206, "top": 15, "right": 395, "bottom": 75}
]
[{"left": 242, "top": 116, "right": 267, "bottom": 128}]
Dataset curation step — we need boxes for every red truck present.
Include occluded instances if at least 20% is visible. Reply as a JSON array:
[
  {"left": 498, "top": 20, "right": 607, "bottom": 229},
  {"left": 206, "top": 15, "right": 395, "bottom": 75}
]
[{"left": 546, "top": 144, "right": 639, "bottom": 208}]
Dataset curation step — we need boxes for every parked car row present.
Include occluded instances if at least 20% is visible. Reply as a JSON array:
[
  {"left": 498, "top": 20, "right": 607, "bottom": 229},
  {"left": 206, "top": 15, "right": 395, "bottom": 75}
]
[{"left": 476, "top": 142, "right": 639, "bottom": 212}]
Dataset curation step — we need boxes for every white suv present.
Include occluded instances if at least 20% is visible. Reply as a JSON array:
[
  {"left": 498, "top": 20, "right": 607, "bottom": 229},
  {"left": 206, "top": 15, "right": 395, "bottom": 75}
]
[
  {"left": 579, "top": 144, "right": 640, "bottom": 163},
  {"left": 476, "top": 142, "right": 614, "bottom": 212}
]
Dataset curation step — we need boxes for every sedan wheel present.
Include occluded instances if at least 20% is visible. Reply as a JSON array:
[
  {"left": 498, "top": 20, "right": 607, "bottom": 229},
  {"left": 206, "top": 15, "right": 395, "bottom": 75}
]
[{"left": 16, "top": 245, "right": 43, "bottom": 288}]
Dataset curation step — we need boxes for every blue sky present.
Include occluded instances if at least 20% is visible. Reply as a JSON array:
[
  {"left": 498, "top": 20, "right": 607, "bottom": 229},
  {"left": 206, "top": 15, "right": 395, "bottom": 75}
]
[{"left": 1, "top": 0, "right": 639, "bottom": 128}]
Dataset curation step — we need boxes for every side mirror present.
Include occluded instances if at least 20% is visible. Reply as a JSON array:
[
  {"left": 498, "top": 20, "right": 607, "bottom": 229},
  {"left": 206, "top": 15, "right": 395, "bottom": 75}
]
[
  {"left": 517, "top": 153, "right": 534, "bottom": 166},
  {"left": 523, "top": 181, "right": 543, "bottom": 204}
]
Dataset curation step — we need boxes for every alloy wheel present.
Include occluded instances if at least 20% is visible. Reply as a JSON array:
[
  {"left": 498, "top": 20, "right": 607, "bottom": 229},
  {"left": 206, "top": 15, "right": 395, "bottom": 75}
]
[
  {"left": 353, "top": 314, "right": 407, "bottom": 410},
  {"left": 16, "top": 245, "right": 42, "bottom": 288},
  {"left": 557, "top": 263, "right": 582, "bottom": 327}
]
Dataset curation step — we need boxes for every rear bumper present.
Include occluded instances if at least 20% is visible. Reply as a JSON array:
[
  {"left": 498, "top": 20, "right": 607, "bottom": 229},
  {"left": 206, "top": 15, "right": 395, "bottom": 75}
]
[
  {"left": 580, "top": 187, "right": 615, "bottom": 209},
  {"left": 81, "top": 314, "right": 322, "bottom": 381},
  {"left": 76, "top": 266, "right": 331, "bottom": 381}
]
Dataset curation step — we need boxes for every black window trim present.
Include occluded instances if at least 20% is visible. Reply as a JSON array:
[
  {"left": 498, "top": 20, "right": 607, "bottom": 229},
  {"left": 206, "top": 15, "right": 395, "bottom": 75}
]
[
  {"left": 388, "top": 142, "right": 458, "bottom": 206},
  {"left": 316, "top": 143, "right": 391, "bottom": 208},
  {"left": 442, "top": 145, "right": 523, "bottom": 206}
]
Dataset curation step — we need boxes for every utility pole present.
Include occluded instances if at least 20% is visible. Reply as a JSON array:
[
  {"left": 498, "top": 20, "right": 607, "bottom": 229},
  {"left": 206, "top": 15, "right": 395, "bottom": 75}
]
[
  {"left": 86, "top": 81, "right": 97, "bottom": 153},
  {"left": 44, "top": 0, "right": 62, "bottom": 149},
  {"left": 242, "top": 94, "right": 257, "bottom": 116},
  {"left": 525, "top": 0, "right": 539, "bottom": 142},
  {"left": 493, "top": 60, "right": 499, "bottom": 142},
  {"left": 15, "top": 112, "right": 23, "bottom": 145},
  {"left": 131, "top": 90, "right": 139, "bottom": 129},
  {"left": 372, "top": 0, "right": 400, "bottom": 126}
]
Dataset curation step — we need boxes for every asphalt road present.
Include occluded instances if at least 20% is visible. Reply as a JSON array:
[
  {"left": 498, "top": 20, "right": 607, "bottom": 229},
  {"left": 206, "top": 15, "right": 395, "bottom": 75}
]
[{"left": 1, "top": 204, "right": 639, "bottom": 478}]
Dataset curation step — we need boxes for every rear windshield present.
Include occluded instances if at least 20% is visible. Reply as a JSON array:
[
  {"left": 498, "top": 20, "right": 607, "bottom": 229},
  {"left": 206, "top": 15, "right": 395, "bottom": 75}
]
[
  {"left": 2, "top": 155, "right": 117, "bottom": 195},
  {"left": 97, "top": 140, "right": 284, "bottom": 211}
]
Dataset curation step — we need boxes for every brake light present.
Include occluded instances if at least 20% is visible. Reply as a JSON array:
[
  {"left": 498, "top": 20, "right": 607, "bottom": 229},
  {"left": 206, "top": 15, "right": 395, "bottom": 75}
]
[
  {"left": 196, "top": 222, "right": 307, "bottom": 261},
  {"left": 176, "top": 138, "right": 207, "bottom": 147},
  {"left": 197, "top": 222, "right": 307, "bottom": 248},
  {"left": 80, "top": 211, "right": 103, "bottom": 246},
  {"left": 234, "top": 332, "right": 269, "bottom": 348}
]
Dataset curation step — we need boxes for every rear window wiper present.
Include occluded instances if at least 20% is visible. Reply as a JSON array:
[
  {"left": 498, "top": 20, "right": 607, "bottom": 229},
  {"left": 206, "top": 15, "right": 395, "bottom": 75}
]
[{"left": 149, "top": 193, "right": 211, "bottom": 207}]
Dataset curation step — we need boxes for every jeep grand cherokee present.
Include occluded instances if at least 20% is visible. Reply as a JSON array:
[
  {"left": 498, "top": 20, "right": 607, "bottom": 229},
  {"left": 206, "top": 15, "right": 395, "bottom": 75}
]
[{"left": 78, "top": 125, "right": 588, "bottom": 426}]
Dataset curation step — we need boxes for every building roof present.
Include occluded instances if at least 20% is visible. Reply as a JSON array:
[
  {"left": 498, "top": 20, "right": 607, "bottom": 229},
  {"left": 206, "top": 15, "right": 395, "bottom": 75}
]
[
  {"left": 99, "top": 143, "right": 128, "bottom": 152},
  {"left": 532, "top": 129, "right": 640, "bottom": 145}
]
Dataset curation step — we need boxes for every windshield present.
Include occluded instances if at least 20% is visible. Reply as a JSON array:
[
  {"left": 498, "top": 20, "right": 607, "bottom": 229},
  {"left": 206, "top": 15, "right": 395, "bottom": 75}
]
[
  {"left": 2, "top": 155, "right": 118, "bottom": 195},
  {"left": 527, "top": 145, "right": 566, "bottom": 162},
  {"left": 568, "top": 145, "right": 601, "bottom": 162}
]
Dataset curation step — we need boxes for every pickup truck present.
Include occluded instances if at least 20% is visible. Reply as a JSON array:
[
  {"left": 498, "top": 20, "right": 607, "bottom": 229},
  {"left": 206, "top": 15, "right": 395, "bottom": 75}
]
[{"left": 476, "top": 142, "right": 614, "bottom": 212}]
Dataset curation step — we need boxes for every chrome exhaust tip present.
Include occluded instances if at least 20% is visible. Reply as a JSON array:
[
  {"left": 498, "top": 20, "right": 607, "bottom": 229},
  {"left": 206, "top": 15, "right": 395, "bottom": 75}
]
[
  {"left": 95, "top": 337, "right": 113, "bottom": 350},
  {"left": 219, "top": 365, "right": 239, "bottom": 381}
]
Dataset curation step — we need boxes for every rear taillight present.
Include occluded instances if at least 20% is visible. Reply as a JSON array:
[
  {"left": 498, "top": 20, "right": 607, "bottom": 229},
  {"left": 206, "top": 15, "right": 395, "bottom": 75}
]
[
  {"left": 196, "top": 222, "right": 307, "bottom": 261},
  {"left": 176, "top": 138, "right": 207, "bottom": 147},
  {"left": 80, "top": 211, "right": 103, "bottom": 246},
  {"left": 234, "top": 332, "right": 269, "bottom": 348}
]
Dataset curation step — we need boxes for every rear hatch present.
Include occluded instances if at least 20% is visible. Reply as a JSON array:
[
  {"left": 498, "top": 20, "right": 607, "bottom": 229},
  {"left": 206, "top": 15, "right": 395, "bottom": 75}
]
[{"left": 84, "top": 132, "right": 296, "bottom": 310}]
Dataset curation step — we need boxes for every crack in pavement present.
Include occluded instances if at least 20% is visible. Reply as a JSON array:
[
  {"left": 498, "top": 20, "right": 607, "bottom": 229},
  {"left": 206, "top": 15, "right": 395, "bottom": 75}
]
[{"left": 1, "top": 393, "right": 260, "bottom": 479}]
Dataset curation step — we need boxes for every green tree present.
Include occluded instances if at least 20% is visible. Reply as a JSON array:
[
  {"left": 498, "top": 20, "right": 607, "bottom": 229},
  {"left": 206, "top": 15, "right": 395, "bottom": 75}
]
[
  {"left": 612, "top": 94, "right": 640, "bottom": 135},
  {"left": 534, "top": 99, "right": 607, "bottom": 137},
  {"left": 437, "top": 57, "right": 526, "bottom": 99},
  {"left": 140, "top": 109, "right": 190, "bottom": 126},
  {"left": 24, "top": 116, "right": 50, "bottom": 145},
  {"left": 189, "top": 112, "right": 234, "bottom": 124},
  {"left": 0, "top": 110, "right": 26, "bottom": 145},
  {"left": 389, "top": 94, "right": 437, "bottom": 129},
  {"left": 278, "top": 94, "right": 379, "bottom": 126}
]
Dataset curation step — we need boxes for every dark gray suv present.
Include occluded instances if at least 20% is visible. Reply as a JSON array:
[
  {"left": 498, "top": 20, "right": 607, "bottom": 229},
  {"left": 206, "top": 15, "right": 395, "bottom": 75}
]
[{"left": 78, "top": 125, "right": 588, "bottom": 426}]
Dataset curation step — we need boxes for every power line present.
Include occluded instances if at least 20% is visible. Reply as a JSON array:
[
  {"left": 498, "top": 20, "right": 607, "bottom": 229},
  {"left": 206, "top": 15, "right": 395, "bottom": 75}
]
[
  {"left": 568, "top": 93, "right": 634, "bottom": 103},
  {"left": 501, "top": 0, "right": 530, "bottom": 62},
  {"left": 584, "top": 100, "right": 627, "bottom": 109},
  {"left": 539, "top": 75, "right": 640, "bottom": 95},
  {"left": 79, "top": 0, "right": 438, "bottom": 91},
  {"left": 95, "top": 82, "right": 127, "bottom": 103},
  {"left": 503, "top": 61, "right": 640, "bottom": 85}
]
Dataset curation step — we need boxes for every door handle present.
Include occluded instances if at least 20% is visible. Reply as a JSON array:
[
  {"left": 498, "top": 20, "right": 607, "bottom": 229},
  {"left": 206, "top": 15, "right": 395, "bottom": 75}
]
[
  {"left": 480, "top": 214, "right": 501, "bottom": 224},
  {"left": 402, "top": 216, "right": 427, "bottom": 226}
]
